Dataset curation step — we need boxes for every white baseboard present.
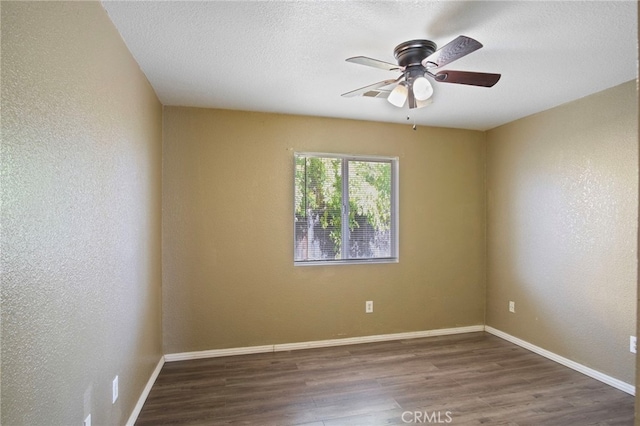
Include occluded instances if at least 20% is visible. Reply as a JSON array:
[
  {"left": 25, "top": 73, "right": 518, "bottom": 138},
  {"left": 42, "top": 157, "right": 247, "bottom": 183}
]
[
  {"left": 125, "top": 356, "right": 165, "bottom": 426},
  {"left": 164, "top": 325, "right": 485, "bottom": 362},
  {"left": 485, "top": 326, "right": 635, "bottom": 396},
  {"left": 273, "top": 325, "right": 485, "bottom": 352},
  {"left": 164, "top": 344, "right": 274, "bottom": 362}
]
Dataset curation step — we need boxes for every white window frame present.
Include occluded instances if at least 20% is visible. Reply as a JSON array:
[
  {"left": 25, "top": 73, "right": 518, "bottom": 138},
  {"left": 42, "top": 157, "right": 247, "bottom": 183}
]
[{"left": 294, "top": 152, "right": 399, "bottom": 266}]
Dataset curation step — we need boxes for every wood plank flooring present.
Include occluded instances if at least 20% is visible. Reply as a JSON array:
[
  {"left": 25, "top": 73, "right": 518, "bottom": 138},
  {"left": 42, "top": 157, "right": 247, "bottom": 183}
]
[{"left": 135, "top": 332, "right": 634, "bottom": 425}]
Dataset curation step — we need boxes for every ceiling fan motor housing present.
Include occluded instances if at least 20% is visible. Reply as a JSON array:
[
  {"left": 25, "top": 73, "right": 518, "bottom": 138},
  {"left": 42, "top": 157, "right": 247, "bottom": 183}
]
[{"left": 393, "top": 39, "right": 437, "bottom": 67}]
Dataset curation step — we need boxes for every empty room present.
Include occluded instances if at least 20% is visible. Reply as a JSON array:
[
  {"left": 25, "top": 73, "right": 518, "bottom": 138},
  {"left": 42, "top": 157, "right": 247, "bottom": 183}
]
[{"left": 1, "top": 1, "right": 638, "bottom": 425}]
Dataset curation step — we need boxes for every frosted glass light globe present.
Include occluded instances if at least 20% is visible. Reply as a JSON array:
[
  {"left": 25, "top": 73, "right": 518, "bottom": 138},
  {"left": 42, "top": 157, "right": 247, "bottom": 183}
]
[
  {"left": 387, "top": 83, "right": 408, "bottom": 107},
  {"left": 412, "top": 76, "right": 433, "bottom": 101}
]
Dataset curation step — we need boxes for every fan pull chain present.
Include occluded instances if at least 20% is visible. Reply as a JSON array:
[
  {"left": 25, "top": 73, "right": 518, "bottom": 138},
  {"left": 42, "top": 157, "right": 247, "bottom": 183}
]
[{"left": 407, "top": 115, "right": 417, "bottom": 131}]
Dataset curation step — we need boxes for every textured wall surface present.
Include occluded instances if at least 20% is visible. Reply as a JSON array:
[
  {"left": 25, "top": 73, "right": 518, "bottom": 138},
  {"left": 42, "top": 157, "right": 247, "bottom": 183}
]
[
  {"left": 636, "top": 11, "right": 640, "bottom": 416},
  {"left": 486, "top": 80, "right": 638, "bottom": 385},
  {"left": 1, "top": 2, "right": 163, "bottom": 425},
  {"left": 162, "top": 107, "right": 487, "bottom": 354}
]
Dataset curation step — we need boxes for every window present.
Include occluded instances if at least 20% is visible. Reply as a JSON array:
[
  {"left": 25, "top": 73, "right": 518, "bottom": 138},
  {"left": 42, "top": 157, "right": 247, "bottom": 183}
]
[{"left": 294, "top": 153, "right": 398, "bottom": 265}]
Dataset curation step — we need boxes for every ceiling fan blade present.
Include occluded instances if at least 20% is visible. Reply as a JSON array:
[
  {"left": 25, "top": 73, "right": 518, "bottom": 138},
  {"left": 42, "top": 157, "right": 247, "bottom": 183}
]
[
  {"left": 346, "top": 56, "right": 403, "bottom": 72},
  {"left": 341, "top": 77, "right": 402, "bottom": 98},
  {"left": 421, "top": 35, "right": 483, "bottom": 69},
  {"left": 433, "top": 70, "right": 501, "bottom": 87}
]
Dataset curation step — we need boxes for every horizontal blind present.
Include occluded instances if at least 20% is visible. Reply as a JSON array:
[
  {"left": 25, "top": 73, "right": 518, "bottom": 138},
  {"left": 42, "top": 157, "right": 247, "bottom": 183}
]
[{"left": 294, "top": 153, "right": 397, "bottom": 264}]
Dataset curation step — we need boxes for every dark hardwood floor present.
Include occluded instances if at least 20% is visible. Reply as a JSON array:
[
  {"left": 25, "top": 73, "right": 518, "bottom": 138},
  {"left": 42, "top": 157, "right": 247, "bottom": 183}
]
[{"left": 135, "top": 332, "right": 634, "bottom": 425}]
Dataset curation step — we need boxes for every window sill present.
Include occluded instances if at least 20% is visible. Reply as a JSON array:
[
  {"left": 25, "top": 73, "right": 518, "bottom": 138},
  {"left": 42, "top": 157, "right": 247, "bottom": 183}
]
[{"left": 294, "top": 258, "right": 398, "bottom": 267}]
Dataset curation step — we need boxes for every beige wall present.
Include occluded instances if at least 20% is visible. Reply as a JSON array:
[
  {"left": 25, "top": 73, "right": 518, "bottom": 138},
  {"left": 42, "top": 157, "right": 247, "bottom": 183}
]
[
  {"left": 637, "top": 76, "right": 640, "bottom": 420},
  {"left": 486, "top": 80, "right": 638, "bottom": 385},
  {"left": 636, "top": 9, "right": 639, "bottom": 422},
  {"left": 637, "top": 12, "right": 640, "bottom": 417},
  {"left": 162, "top": 107, "right": 487, "bottom": 354},
  {"left": 1, "top": 2, "right": 163, "bottom": 425}
]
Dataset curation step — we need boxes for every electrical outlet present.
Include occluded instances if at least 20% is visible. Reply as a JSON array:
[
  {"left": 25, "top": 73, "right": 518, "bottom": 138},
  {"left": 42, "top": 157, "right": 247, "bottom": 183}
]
[
  {"left": 83, "top": 414, "right": 91, "bottom": 426},
  {"left": 112, "top": 376, "right": 118, "bottom": 404},
  {"left": 630, "top": 336, "right": 637, "bottom": 354},
  {"left": 365, "top": 301, "right": 373, "bottom": 313},
  {"left": 508, "top": 301, "right": 515, "bottom": 313}
]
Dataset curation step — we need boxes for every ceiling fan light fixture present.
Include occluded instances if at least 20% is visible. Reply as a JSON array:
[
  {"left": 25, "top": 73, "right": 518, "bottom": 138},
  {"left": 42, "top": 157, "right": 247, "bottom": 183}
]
[
  {"left": 387, "top": 83, "right": 408, "bottom": 107},
  {"left": 412, "top": 76, "right": 433, "bottom": 101},
  {"left": 344, "top": 35, "right": 501, "bottom": 112}
]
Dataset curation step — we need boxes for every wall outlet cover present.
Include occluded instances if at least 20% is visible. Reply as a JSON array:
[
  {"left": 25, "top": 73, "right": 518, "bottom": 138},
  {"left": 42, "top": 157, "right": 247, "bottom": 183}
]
[{"left": 365, "top": 301, "right": 373, "bottom": 313}]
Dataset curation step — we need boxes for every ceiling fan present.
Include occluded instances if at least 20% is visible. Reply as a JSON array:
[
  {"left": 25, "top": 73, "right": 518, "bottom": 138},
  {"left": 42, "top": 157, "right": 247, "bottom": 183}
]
[{"left": 341, "top": 36, "right": 501, "bottom": 109}]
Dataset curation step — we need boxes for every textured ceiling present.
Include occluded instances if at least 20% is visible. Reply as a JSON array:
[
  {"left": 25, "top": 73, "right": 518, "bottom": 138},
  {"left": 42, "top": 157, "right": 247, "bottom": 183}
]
[{"left": 102, "top": 1, "right": 637, "bottom": 131}]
